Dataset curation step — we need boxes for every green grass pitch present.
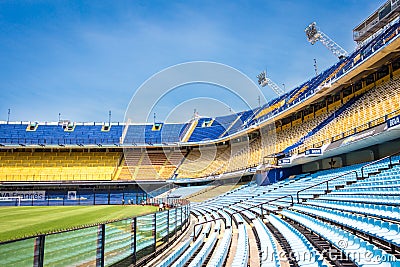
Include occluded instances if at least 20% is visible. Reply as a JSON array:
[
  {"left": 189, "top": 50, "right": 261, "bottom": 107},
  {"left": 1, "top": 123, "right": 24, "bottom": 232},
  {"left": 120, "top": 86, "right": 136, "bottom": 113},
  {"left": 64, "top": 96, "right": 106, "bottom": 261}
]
[{"left": 0, "top": 205, "right": 158, "bottom": 242}]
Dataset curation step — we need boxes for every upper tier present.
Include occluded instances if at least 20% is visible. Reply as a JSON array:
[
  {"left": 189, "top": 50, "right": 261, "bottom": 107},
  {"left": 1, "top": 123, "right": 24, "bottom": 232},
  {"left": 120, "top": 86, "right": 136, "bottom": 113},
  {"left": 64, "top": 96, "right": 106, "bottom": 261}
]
[{"left": 1, "top": 19, "right": 399, "bottom": 147}]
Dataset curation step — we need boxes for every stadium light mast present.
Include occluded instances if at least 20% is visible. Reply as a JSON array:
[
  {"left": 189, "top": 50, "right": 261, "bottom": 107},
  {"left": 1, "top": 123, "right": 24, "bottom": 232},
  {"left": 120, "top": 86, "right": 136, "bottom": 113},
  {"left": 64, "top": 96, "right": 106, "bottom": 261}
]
[
  {"left": 305, "top": 22, "right": 348, "bottom": 59},
  {"left": 257, "top": 70, "right": 285, "bottom": 96}
]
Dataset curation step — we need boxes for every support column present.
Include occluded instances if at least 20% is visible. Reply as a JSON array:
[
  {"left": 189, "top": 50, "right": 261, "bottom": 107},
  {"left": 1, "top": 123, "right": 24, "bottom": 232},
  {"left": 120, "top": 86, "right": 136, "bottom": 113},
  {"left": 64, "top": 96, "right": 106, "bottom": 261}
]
[{"left": 33, "top": 235, "right": 45, "bottom": 267}]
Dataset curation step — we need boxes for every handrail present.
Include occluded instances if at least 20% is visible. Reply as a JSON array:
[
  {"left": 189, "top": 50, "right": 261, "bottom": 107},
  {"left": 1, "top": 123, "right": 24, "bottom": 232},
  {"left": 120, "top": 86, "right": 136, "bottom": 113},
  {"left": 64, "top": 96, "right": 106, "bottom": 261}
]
[
  {"left": 296, "top": 150, "right": 400, "bottom": 203},
  {"left": 296, "top": 169, "right": 358, "bottom": 204},
  {"left": 192, "top": 217, "right": 226, "bottom": 241},
  {"left": 359, "top": 150, "right": 398, "bottom": 177},
  {"left": 228, "top": 194, "right": 294, "bottom": 225}
]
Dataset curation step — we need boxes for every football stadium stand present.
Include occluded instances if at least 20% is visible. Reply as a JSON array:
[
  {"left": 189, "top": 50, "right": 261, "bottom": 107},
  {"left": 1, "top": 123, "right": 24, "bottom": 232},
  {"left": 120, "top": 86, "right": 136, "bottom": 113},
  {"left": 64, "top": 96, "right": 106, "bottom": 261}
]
[
  {"left": 117, "top": 149, "right": 184, "bottom": 180},
  {"left": 175, "top": 145, "right": 232, "bottom": 178},
  {"left": 2, "top": 2, "right": 400, "bottom": 266},
  {"left": 0, "top": 17, "right": 398, "bottom": 149},
  {"left": 149, "top": 155, "right": 400, "bottom": 266},
  {"left": 0, "top": 150, "right": 120, "bottom": 181},
  {"left": 298, "top": 74, "right": 400, "bottom": 153},
  {"left": 0, "top": 123, "right": 122, "bottom": 146}
]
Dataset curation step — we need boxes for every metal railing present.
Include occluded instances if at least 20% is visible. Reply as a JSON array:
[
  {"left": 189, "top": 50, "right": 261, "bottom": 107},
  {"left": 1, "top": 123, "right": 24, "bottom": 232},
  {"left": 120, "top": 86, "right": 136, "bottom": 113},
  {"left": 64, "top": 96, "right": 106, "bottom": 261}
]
[
  {"left": 359, "top": 151, "right": 397, "bottom": 177},
  {"left": 296, "top": 150, "right": 400, "bottom": 203},
  {"left": 0, "top": 173, "right": 114, "bottom": 182},
  {"left": 191, "top": 194, "right": 294, "bottom": 240},
  {"left": 228, "top": 194, "right": 294, "bottom": 225},
  {"left": 193, "top": 217, "right": 226, "bottom": 241},
  {"left": 0, "top": 204, "right": 190, "bottom": 267},
  {"left": 296, "top": 169, "right": 358, "bottom": 203}
]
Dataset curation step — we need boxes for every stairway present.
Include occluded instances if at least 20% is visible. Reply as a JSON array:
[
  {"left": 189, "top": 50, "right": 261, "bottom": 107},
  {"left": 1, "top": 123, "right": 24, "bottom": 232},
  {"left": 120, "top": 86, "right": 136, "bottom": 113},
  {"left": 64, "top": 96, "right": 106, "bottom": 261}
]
[{"left": 180, "top": 120, "right": 199, "bottom": 142}]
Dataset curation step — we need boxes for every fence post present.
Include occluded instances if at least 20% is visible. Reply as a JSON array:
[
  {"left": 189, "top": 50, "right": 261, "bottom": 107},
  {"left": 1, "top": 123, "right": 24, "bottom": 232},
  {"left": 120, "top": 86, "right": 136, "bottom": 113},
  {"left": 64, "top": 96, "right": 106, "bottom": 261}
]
[
  {"left": 33, "top": 235, "right": 45, "bottom": 267},
  {"left": 187, "top": 206, "right": 190, "bottom": 227},
  {"left": 132, "top": 217, "right": 137, "bottom": 266},
  {"left": 261, "top": 204, "right": 264, "bottom": 219},
  {"left": 182, "top": 206, "right": 186, "bottom": 227},
  {"left": 153, "top": 213, "right": 157, "bottom": 253},
  {"left": 180, "top": 207, "right": 183, "bottom": 233},
  {"left": 96, "top": 224, "right": 105, "bottom": 267},
  {"left": 175, "top": 208, "right": 177, "bottom": 237},
  {"left": 167, "top": 209, "right": 170, "bottom": 244}
]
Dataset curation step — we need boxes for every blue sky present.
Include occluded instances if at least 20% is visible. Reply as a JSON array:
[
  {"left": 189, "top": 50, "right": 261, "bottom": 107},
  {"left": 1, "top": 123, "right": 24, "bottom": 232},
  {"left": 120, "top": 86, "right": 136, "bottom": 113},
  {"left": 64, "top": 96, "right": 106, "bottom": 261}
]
[{"left": 0, "top": 0, "right": 385, "bottom": 123}]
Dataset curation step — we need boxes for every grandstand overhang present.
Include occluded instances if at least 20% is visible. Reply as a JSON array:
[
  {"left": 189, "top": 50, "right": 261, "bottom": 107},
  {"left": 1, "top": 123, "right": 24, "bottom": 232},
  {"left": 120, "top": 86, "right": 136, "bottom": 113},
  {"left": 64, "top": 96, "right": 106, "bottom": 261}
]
[
  {"left": 279, "top": 122, "right": 398, "bottom": 168},
  {"left": 353, "top": 0, "right": 400, "bottom": 44}
]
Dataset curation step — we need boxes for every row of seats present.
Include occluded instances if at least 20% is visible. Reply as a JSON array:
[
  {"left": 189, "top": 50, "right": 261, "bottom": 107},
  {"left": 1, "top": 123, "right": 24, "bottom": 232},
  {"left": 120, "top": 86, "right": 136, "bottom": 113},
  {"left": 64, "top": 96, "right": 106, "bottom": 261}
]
[
  {"left": 176, "top": 77, "right": 385, "bottom": 177},
  {"left": 0, "top": 151, "right": 119, "bottom": 167},
  {"left": 156, "top": 209, "right": 216, "bottom": 267},
  {"left": 122, "top": 123, "right": 187, "bottom": 144},
  {"left": 300, "top": 75, "right": 400, "bottom": 151},
  {"left": 0, "top": 151, "right": 120, "bottom": 181},
  {"left": 117, "top": 150, "right": 183, "bottom": 180},
  {"left": 323, "top": 163, "right": 400, "bottom": 204},
  {"left": 292, "top": 204, "right": 400, "bottom": 247},
  {"left": 281, "top": 210, "right": 398, "bottom": 267},
  {"left": 207, "top": 210, "right": 232, "bottom": 267},
  {"left": 154, "top": 203, "right": 252, "bottom": 267},
  {"left": 166, "top": 157, "right": 400, "bottom": 266},
  {"left": 170, "top": 70, "right": 400, "bottom": 175},
  {"left": 268, "top": 214, "right": 326, "bottom": 267},
  {"left": 0, "top": 124, "right": 122, "bottom": 145},
  {"left": 252, "top": 217, "right": 280, "bottom": 267},
  {"left": 176, "top": 136, "right": 264, "bottom": 178},
  {"left": 175, "top": 146, "right": 232, "bottom": 178},
  {"left": 305, "top": 199, "right": 400, "bottom": 221}
]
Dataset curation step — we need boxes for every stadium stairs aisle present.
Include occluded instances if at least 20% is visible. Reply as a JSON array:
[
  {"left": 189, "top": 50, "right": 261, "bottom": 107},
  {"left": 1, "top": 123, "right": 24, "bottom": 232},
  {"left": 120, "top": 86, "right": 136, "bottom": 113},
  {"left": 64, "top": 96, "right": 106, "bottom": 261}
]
[{"left": 246, "top": 223, "right": 261, "bottom": 267}]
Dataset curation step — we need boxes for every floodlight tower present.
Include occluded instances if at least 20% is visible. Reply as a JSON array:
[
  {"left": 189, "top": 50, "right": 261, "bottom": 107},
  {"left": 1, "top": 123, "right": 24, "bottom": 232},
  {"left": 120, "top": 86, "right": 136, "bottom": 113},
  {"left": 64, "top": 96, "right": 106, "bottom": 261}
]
[
  {"left": 305, "top": 22, "right": 348, "bottom": 59},
  {"left": 257, "top": 70, "right": 285, "bottom": 96}
]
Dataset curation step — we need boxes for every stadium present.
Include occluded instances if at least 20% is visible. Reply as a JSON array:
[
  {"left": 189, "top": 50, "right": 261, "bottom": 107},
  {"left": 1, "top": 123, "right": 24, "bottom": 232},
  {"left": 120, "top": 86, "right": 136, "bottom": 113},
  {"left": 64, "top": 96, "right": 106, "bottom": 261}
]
[{"left": 1, "top": 1, "right": 400, "bottom": 267}]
